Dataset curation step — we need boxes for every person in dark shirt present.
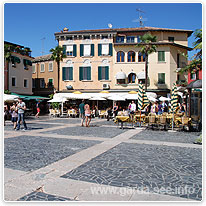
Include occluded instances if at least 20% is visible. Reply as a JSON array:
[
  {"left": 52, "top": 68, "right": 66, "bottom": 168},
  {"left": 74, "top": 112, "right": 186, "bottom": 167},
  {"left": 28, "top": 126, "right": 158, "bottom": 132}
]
[{"left": 79, "top": 100, "right": 85, "bottom": 126}]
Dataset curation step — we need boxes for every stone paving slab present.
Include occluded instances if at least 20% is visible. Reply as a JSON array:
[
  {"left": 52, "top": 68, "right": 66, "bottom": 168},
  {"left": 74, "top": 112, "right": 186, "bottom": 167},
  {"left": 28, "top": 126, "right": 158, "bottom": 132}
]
[
  {"left": 4, "top": 135, "right": 101, "bottom": 172},
  {"left": 61, "top": 142, "right": 202, "bottom": 200},
  {"left": 41, "top": 126, "right": 127, "bottom": 138},
  {"left": 38, "top": 118, "right": 81, "bottom": 124},
  {"left": 131, "top": 129, "right": 201, "bottom": 144},
  {"left": 18, "top": 191, "right": 72, "bottom": 201}
]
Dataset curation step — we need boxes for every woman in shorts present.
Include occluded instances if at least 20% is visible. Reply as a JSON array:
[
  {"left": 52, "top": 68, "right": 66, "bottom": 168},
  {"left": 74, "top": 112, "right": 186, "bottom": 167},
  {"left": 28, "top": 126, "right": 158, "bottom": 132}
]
[
  {"left": 84, "top": 101, "right": 91, "bottom": 127},
  {"left": 11, "top": 102, "right": 18, "bottom": 130}
]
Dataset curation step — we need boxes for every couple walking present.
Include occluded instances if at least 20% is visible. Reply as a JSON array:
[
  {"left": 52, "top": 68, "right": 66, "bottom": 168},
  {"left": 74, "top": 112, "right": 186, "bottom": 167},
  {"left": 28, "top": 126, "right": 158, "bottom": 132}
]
[{"left": 79, "top": 100, "right": 91, "bottom": 127}]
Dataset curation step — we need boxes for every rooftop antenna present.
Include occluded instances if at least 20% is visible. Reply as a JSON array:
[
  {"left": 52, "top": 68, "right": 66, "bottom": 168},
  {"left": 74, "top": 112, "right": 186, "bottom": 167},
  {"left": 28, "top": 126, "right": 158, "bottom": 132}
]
[
  {"left": 41, "top": 37, "right": 46, "bottom": 56},
  {"left": 135, "top": 8, "right": 147, "bottom": 27}
]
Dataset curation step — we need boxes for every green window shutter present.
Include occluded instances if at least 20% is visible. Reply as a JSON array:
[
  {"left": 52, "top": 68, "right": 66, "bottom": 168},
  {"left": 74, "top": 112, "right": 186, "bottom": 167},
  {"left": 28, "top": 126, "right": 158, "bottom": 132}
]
[
  {"left": 158, "top": 51, "right": 165, "bottom": 62},
  {"left": 87, "top": 67, "right": 91, "bottom": 80},
  {"left": 98, "top": 44, "right": 102, "bottom": 56},
  {"left": 98, "top": 66, "right": 102, "bottom": 80},
  {"left": 79, "top": 67, "right": 83, "bottom": 80},
  {"left": 105, "top": 66, "right": 109, "bottom": 80},
  {"left": 69, "top": 67, "right": 73, "bottom": 80},
  {"left": 80, "top": 44, "right": 83, "bottom": 56},
  {"left": 63, "top": 45, "right": 66, "bottom": 55},
  {"left": 62, "top": 67, "right": 66, "bottom": 81},
  {"left": 91, "top": 44, "right": 94, "bottom": 56},
  {"left": 109, "top": 43, "right": 113, "bottom": 56},
  {"left": 73, "top": 45, "right": 77, "bottom": 57}
]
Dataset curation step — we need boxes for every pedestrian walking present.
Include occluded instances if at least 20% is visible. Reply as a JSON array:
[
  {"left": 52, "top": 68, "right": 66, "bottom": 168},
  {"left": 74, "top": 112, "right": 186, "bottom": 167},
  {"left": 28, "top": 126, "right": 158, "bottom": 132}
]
[
  {"left": 79, "top": 100, "right": 85, "bottom": 126},
  {"left": 10, "top": 102, "right": 18, "bottom": 130},
  {"left": 129, "top": 101, "right": 136, "bottom": 125},
  {"left": 35, "top": 100, "right": 41, "bottom": 118},
  {"left": 16, "top": 98, "right": 27, "bottom": 130},
  {"left": 84, "top": 101, "right": 91, "bottom": 127}
]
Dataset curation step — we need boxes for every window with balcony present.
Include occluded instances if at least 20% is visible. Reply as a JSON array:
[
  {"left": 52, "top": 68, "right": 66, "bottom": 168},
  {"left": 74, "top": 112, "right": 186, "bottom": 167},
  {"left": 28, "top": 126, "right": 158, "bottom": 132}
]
[
  {"left": 138, "top": 52, "right": 145, "bottom": 62},
  {"left": 126, "top": 36, "right": 135, "bottom": 43},
  {"left": 128, "top": 51, "right": 135, "bottom": 62},
  {"left": 117, "top": 51, "right": 125, "bottom": 62},
  {"left": 80, "top": 44, "right": 94, "bottom": 57},
  {"left": 158, "top": 51, "right": 165, "bottom": 62},
  {"left": 137, "top": 35, "right": 141, "bottom": 43},
  {"left": 79, "top": 67, "right": 91, "bottom": 81},
  {"left": 62, "top": 67, "right": 73, "bottom": 81},
  {"left": 63, "top": 45, "right": 77, "bottom": 57},
  {"left": 116, "top": 36, "right": 124, "bottom": 43},
  {"left": 158, "top": 73, "right": 165, "bottom": 84},
  {"left": 98, "top": 66, "right": 109, "bottom": 80}
]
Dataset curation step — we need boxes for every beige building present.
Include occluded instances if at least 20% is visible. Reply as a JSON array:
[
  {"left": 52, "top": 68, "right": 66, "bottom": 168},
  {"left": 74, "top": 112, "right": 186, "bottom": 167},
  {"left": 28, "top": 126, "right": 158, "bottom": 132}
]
[
  {"left": 32, "top": 54, "right": 58, "bottom": 96},
  {"left": 4, "top": 41, "right": 33, "bottom": 95},
  {"left": 52, "top": 27, "right": 193, "bottom": 95}
]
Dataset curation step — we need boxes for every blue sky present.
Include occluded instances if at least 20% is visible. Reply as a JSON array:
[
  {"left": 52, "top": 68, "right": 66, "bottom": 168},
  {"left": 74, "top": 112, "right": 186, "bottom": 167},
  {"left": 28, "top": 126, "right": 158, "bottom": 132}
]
[{"left": 4, "top": 3, "right": 202, "bottom": 58}]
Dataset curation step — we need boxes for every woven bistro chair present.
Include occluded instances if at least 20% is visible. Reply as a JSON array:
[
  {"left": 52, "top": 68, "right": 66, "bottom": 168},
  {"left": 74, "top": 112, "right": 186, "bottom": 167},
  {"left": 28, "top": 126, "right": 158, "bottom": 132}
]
[
  {"left": 158, "top": 115, "right": 168, "bottom": 130},
  {"left": 148, "top": 113, "right": 157, "bottom": 129}
]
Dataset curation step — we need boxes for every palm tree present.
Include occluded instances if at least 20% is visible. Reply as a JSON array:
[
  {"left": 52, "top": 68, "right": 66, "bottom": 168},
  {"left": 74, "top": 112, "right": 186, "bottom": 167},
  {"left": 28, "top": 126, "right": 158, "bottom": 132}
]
[
  {"left": 138, "top": 33, "right": 157, "bottom": 91},
  {"left": 4, "top": 44, "right": 13, "bottom": 90},
  {"left": 50, "top": 45, "right": 66, "bottom": 91},
  {"left": 193, "top": 29, "right": 202, "bottom": 60}
]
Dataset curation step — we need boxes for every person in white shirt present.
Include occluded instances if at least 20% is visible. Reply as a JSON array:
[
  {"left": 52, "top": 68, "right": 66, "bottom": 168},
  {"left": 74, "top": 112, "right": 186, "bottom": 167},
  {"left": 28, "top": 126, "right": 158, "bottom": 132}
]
[{"left": 130, "top": 101, "right": 136, "bottom": 114}]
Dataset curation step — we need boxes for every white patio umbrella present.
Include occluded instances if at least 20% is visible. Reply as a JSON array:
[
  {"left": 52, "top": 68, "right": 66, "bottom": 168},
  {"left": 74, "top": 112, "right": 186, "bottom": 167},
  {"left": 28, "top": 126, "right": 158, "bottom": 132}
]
[
  {"left": 108, "top": 94, "right": 126, "bottom": 101},
  {"left": 148, "top": 96, "right": 157, "bottom": 102},
  {"left": 4, "top": 94, "right": 19, "bottom": 102},
  {"left": 48, "top": 97, "right": 67, "bottom": 115},
  {"left": 159, "top": 96, "right": 171, "bottom": 102},
  {"left": 125, "top": 93, "right": 139, "bottom": 100}
]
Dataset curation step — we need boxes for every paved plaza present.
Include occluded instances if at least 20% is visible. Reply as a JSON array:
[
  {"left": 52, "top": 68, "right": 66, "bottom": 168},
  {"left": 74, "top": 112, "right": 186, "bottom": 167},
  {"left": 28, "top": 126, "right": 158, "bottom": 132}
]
[{"left": 4, "top": 116, "right": 202, "bottom": 201}]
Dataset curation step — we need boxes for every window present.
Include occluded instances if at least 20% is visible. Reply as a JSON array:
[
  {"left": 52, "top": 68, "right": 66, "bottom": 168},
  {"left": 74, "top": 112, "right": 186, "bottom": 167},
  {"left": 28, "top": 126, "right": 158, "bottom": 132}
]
[
  {"left": 158, "top": 51, "right": 165, "bottom": 62},
  {"left": 128, "top": 73, "right": 136, "bottom": 83},
  {"left": 137, "top": 36, "right": 141, "bottom": 43},
  {"left": 40, "top": 64, "right": 45, "bottom": 72},
  {"left": 128, "top": 51, "right": 135, "bottom": 62},
  {"left": 63, "top": 45, "right": 77, "bottom": 57},
  {"left": 190, "top": 72, "right": 196, "bottom": 80},
  {"left": 168, "top": 37, "right": 174, "bottom": 42},
  {"left": 79, "top": 67, "right": 91, "bottom": 81},
  {"left": 24, "top": 79, "right": 28, "bottom": 88},
  {"left": 32, "top": 79, "right": 36, "bottom": 88},
  {"left": 60, "top": 36, "right": 65, "bottom": 40},
  {"left": 66, "top": 36, "right": 72, "bottom": 40},
  {"left": 102, "top": 35, "right": 108, "bottom": 39},
  {"left": 158, "top": 73, "right": 165, "bottom": 84},
  {"left": 62, "top": 67, "right": 73, "bottom": 81},
  {"left": 40, "top": 79, "right": 45, "bottom": 88},
  {"left": 117, "top": 79, "right": 125, "bottom": 84},
  {"left": 32, "top": 65, "right": 36, "bottom": 73},
  {"left": 98, "top": 66, "right": 109, "bottom": 80},
  {"left": 116, "top": 36, "right": 124, "bottom": 43},
  {"left": 117, "top": 51, "right": 125, "bottom": 62},
  {"left": 48, "top": 62, "right": 53, "bottom": 72},
  {"left": 126, "top": 36, "right": 135, "bottom": 43},
  {"left": 98, "top": 44, "right": 113, "bottom": 56},
  {"left": 138, "top": 52, "right": 145, "bottom": 62},
  {"left": 12, "top": 77, "right": 16, "bottom": 87},
  {"left": 48, "top": 78, "right": 53, "bottom": 87},
  {"left": 138, "top": 79, "right": 145, "bottom": 84},
  {"left": 84, "top": 36, "right": 90, "bottom": 40},
  {"left": 80, "top": 44, "right": 94, "bottom": 57}
]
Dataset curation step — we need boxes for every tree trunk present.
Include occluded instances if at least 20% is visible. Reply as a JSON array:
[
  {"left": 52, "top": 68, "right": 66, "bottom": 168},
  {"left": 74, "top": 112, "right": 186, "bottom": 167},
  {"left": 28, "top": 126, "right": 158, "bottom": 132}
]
[{"left": 145, "top": 54, "right": 148, "bottom": 91}]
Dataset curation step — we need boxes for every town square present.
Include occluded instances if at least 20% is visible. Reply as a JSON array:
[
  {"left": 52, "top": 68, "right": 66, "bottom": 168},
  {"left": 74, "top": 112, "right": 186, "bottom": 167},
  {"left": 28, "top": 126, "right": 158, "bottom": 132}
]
[{"left": 3, "top": 2, "right": 203, "bottom": 203}]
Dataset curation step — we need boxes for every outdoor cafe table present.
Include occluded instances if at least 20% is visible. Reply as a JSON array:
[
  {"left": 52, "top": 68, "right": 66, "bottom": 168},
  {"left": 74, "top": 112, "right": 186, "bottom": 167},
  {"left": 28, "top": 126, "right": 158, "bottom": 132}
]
[{"left": 115, "top": 116, "right": 130, "bottom": 129}]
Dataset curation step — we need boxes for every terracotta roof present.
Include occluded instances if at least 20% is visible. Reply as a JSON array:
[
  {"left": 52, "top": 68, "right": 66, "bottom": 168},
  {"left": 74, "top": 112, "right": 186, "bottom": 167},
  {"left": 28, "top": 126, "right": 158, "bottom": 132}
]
[
  {"left": 55, "top": 26, "right": 193, "bottom": 36},
  {"left": 32, "top": 54, "right": 52, "bottom": 62}
]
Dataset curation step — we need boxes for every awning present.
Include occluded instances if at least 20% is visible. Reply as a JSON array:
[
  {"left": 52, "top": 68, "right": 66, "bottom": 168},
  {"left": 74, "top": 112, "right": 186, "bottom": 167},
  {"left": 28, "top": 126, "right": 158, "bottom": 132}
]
[
  {"left": 115, "top": 72, "right": 127, "bottom": 79},
  {"left": 137, "top": 71, "right": 145, "bottom": 79},
  {"left": 186, "top": 80, "right": 202, "bottom": 89},
  {"left": 11, "top": 93, "right": 49, "bottom": 100}
]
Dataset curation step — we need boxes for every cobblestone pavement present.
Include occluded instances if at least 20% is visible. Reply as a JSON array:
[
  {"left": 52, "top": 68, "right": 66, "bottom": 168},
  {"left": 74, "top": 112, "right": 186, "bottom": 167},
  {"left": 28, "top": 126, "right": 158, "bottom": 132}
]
[
  {"left": 4, "top": 116, "right": 202, "bottom": 201},
  {"left": 18, "top": 191, "right": 72, "bottom": 201},
  {"left": 131, "top": 129, "right": 201, "bottom": 144},
  {"left": 4, "top": 135, "right": 101, "bottom": 172}
]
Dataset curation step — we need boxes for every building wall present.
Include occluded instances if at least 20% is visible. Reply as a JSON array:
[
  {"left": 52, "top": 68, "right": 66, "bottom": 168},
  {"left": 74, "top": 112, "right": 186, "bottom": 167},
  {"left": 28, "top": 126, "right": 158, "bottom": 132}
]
[
  {"left": 32, "top": 60, "right": 58, "bottom": 89},
  {"left": 9, "top": 52, "right": 33, "bottom": 95},
  {"left": 59, "top": 38, "right": 113, "bottom": 91}
]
